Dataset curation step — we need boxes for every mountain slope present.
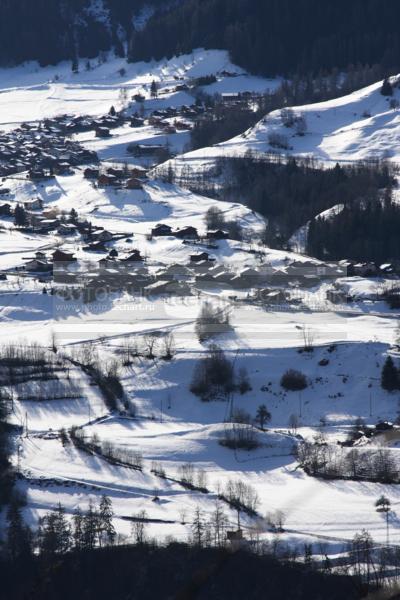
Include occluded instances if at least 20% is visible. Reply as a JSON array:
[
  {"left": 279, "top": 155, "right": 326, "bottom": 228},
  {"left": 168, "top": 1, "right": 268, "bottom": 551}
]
[{"left": 172, "top": 75, "right": 400, "bottom": 169}]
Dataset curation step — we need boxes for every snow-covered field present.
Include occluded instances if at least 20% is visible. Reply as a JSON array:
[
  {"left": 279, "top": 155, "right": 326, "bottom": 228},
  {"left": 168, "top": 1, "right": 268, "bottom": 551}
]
[{"left": 1, "top": 50, "right": 399, "bottom": 556}]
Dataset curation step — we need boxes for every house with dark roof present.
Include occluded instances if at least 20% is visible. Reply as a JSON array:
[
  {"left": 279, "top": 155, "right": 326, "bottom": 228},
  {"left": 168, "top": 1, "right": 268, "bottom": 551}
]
[
  {"left": 190, "top": 252, "right": 214, "bottom": 263},
  {"left": 174, "top": 226, "right": 198, "bottom": 240},
  {"left": 84, "top": 167, "right": 100, "bottom": 179},
  {"left": 206, "top": 230, "right": 229, "bottom": 240},
  {"left": 52, "top": 250, "right": 76, "bottom": 263},
  {"left": 126, "top": 178, "right": 143, "bottom": 190},
  {"left": 24, "top": 259, "right": 52, "bottom": 273},
  {"left": 95, "top": 127, "right": 111, "bottom": 138},
  {"left": 151, "top": 223, "right": 173, "bottom": 237},
  {"left": 121, "top": 249, "right": 143, "bottom": 263}
]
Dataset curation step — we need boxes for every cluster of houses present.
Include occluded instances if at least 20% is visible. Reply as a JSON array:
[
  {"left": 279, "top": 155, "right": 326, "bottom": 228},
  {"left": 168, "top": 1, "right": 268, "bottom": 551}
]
[
  {"left": 127, "top": 143, "right": 170, "bottom": 160},
  {"left": 147, "top": 103, "right": 203, "bottom": 130},
  {"left": 338, "top": 260, "right": 400, "bottom": 277},
  {"left": 188, "top": 260, "right": 347, "bottom": 291},
  {"left": 0, "top": 119, "right": 97, "bottom": 178},
  {"left": 151, "top": 223, "right": 229, "bottom": 242},
  {"left": 54, "top": 255, "right": 348, "bottom": 304},
  {"left": 3, "top": 200, "right": 84, "bottom": 236},
  {"left": 220, "top": 91, "right": 262, "bottom": 106},
  {"left": 0, "top": 199, "right": 79, "bottom": 235},
  {"left": 41, "top": 112, "right": 123, "bottom": 136},
  {"left": 18, "top": 249, "right": 77, "bottom": 274},
  {"left": 0, "top": 89, "right": 261, "bottom": 181},
  {"left": 129, "top": 103, "right": 204, "bottom": 143},
  {"left": 12, "top": 235, "right": 400, "bottom": 308},
  {"left": 84, "top": 165, "right": 148, "bottom": 190}
]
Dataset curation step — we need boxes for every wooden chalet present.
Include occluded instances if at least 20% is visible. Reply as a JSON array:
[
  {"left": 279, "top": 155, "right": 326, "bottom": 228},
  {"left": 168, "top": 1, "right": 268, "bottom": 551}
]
[
  {"left": 52, "top": 250, "right": 76, "bottom": 263},
  {"left": 174, "top": 226, "right": 198, "bottom": 240},
  {"left": 151, "top": 223, "right": 173, "bottom": 237}
]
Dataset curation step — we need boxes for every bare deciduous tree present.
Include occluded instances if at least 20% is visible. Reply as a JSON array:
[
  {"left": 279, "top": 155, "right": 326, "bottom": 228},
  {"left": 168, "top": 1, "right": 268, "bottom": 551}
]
[
  {"left": 131, "top": 510, "right": 148, "bottom": 545},
  {"left": 205, "top": 206, "right": 225, "bottom": 230},
  {"left": 301, "top": 326, "right": 315, "bottom": 352},
  {"left": 162, "top": 333, "right": 175, "bottom": 360},
  {"left": 288, "top": 414, "right": 299, "bottom": 434},
  {"left": 143, "top": 333, "right": 158, "bottom": 359}
]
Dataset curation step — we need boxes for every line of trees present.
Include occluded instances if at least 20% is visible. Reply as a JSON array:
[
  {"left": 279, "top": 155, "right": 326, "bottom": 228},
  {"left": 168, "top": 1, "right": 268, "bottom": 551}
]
[
  {"left": 0, "top": 391, "right": 14, "bottom": 507},
  {"left": 4, "top": 0, "right": 400, "bottom": 89},
  {"left": 69, "top": 428, "right": 143, "bottom": 470},
  {"left": 6, "top": 496, "right": 116, "bottom": 563},
  {"left": 0, "top": 529, "right": 362, "bottom": 600},
  {"left": 220, "top": 156, "right": 395, "bottom": 248},
  {"left": 297, "top": 441, "right": 400, "bottom": 484}
]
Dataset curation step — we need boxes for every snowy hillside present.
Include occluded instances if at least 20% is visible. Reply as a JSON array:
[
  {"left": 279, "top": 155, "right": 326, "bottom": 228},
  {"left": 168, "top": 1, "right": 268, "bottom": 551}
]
[
  {"left": 171, "top": 75, "right": 400, "bottom": 172},
  {"left": 0, "top": 48, "right": 399, "bottom": 570},
  {"left": 0, "top": 49, "right": 276, "bottom": 131}
]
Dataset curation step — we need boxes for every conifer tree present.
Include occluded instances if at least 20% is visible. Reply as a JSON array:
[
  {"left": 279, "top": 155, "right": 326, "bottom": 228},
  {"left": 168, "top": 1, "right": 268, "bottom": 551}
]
[
  {"left": 6, "top": 501, "right": 32, "bottom": 561},
  {"left": 381, "top": 77, "right": 393, "bottom": 96},
  {"left": 98, "top": 495, "right": 115, "bottom": 547},
  {"left": 150, "top": 80, "right": 159, "bottom": 99},
  {"left": 381, "top": 356, "right": 398, "bottom": 391},
  {"left": 192, "top": 507, "right": 205, "bottom": 546},
  {"left": 83, "top": 499, "right": 98, "bottom": 550},
  {"left": 38, "top": 503, "right": 71, "bottom": 557},
  {"left": 72, "top": 507, "right": 84, "bottom": 551},
  {"left": 14, "top": 204, "right": 27, "bottom": 227}
]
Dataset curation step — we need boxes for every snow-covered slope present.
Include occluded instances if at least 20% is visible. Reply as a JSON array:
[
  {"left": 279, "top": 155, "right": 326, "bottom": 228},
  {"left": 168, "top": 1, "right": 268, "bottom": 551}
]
[
  {"left": 1, "top": 50, "right": 400, "bottom": 559},
  {"left": 173, "top": 75, "right": 400, "bottom": 170},
  {"left": 0, "top": 49, "right": 277, "bottom": 131}
]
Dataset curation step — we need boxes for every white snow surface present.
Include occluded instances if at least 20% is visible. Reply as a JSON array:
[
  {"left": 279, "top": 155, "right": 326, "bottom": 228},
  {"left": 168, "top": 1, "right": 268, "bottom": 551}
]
[
  {"left": 0, "top": 51, "right": 399, "bottom": 556},
  {"left": 171, "top": 75, "right": 400, "bottom": 172}
]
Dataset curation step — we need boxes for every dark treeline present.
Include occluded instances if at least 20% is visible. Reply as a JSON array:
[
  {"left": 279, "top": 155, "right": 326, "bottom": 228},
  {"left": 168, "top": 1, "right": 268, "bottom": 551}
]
[
  {"left": 0, "top": 542, "right": 362, "bottom": 600},
  {"left": 215, "top": 156, "right": 394, "bottom": 247},
  {"left": 190, "top": 101, "right": 259, "bottom": 151},
  {"left": 0, "top": 392, "right": 13, "bottom": 506},
  {"left": 0, "top": 0, "right": 167, "bottom": 66},
  {"left": 3, "top": 0, "right": 400, "bottom": 81},
  {"left": 129, "top": 0, "right": 400, "bottom": 78},
  {"left": 0, "top": 0, "right": 106, "bottom": 66},
  {"left": 307, "top": 190, "right": 400, "bottom": 263}
]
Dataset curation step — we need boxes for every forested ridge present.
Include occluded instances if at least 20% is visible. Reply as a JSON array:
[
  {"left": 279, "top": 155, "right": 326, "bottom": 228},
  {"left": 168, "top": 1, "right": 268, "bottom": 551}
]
[
  {"left": 129, "top": 0, "right": 400, "bottom": 77},
  {"left": 307, "top": 192, "right": 400, "bottom": 263},
  {"left": 213, "top": 157, "right": 394, "bottom": 251},
  {"left": 2, "top": 0, "right": 400, "bottom": 78},
  {"left": 0, "top": 0, "right": 166, "bottom": 66}
]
